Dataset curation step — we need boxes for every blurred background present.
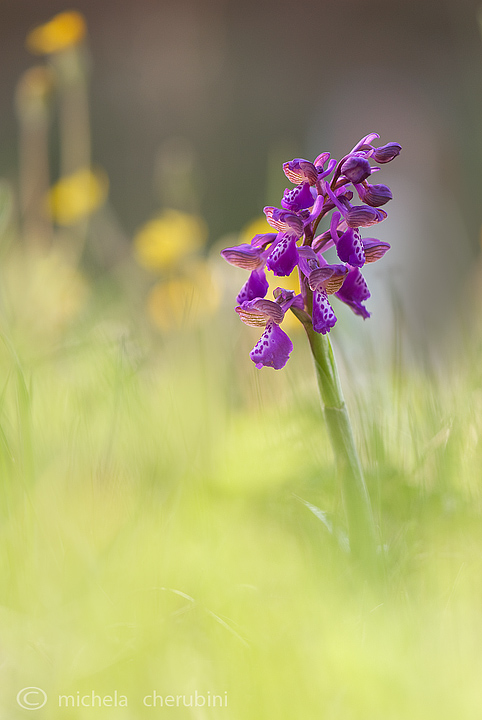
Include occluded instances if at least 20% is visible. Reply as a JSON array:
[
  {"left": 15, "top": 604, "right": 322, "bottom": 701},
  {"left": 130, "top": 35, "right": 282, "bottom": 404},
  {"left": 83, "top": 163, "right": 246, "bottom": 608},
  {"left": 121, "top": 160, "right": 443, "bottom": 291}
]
[
  {"left": 1, "top": 0, "right": 482, "bottom": 347},
  {"left": 3, "top": 4, "right": 482, "bottom": 719}
]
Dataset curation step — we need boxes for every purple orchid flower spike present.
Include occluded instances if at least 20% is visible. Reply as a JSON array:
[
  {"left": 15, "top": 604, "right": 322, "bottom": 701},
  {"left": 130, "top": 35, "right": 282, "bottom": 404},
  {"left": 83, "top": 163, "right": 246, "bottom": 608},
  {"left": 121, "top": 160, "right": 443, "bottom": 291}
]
[
  {"left": 222, "top": 133, "right": 400, "bottom": 369},
  {"left": 221, "top": 132, "right": 401, "bottom": 564}
]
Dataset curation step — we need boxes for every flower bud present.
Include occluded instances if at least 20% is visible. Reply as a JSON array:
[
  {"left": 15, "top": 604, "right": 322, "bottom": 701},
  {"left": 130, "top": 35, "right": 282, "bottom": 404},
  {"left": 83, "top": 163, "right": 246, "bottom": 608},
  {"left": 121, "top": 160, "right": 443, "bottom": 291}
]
[
  {"left": 371, "top": 142, "right": 401, "bottom": 163},
  {"left": 340, "top": 154, "right": 372, "bottom": 184},
  {"left": 345, "top": 206, "right": 387, "bottom": 228},
  {"left": 358, "top": 183, "right": 392, "bottom": 207}
]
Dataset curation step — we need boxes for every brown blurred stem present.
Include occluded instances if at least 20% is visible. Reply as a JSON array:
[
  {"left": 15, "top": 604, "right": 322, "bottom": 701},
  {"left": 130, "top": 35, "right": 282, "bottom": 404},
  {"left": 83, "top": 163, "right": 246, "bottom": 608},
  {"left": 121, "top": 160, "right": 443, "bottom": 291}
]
[{"left": 15, "top": 66, "right": 54, "bottom": 249}]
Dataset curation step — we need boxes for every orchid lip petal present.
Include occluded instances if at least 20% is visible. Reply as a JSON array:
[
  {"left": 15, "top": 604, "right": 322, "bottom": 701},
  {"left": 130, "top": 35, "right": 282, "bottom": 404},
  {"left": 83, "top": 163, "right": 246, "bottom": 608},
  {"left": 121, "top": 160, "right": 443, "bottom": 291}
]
[
  {"left": 336, "top": 227, "right": 366, "bottom": 267},
  {"left": 266, "top": 233, "right": 299, "bottom": 277},
  {"left": 249, "top": 321, "right": 293, "bottom": 370},
  {"left": 312, "top": 290, "right": 337, "bottom": 334},
  {"left": 281, "top": 182, "right": 315, "bottom": 212},
  {"left": 236, "top": 269, "right": 269, "bottom": 304}
]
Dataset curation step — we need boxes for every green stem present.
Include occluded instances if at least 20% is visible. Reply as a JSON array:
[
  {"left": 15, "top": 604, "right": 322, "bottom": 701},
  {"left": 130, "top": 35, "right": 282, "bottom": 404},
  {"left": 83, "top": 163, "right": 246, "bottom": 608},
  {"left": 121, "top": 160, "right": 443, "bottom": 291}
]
[{"left": 293, "top": 307, "right": 379, "bottom": 564}]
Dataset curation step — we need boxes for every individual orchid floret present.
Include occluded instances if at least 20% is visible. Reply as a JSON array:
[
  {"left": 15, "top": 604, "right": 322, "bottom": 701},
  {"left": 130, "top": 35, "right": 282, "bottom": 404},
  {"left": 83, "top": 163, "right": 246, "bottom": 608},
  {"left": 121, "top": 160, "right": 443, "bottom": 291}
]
[
  {"left": 283, "top": 158, "right": 318, "bottom": 186},
  {"left": 264, "top": 206, "right": 304, "bottom": 236},
  {"left": 355, "top": 183, "right": 392, "bottom": 207},
  {"left": 312, "top": 289, "right": 337, "bottom": 334},
  {"left": 340, "top": 154, "right": 372, "bottom": 184},
  {"left": 336, "top": 226, "right": 366, "bottom": 267},
  {"left": 236, "top": 297, "right": 293, "bottom": 369},
  {"left": 335, "top": 267, "right": 371, "bottom": 319},
  {"left": 371, "top": 142, "right": 402, "bottom": 163}
]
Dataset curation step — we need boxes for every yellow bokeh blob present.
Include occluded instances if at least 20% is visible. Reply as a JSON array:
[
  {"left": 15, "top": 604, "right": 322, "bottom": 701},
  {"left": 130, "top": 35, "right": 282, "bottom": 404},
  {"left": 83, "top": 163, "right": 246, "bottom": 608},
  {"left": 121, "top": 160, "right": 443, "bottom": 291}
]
[
  {"left": 147, "top": 260, "right": 219, "bottom": 331},
  {"left": 239, "top": 215, "right": 273, "bottom": 243},
  {"left": 134, "top": 210, "right": 208, "bottom": 271},
  {"left": 26, "top": 11, "right": 87, "bottom": 55},
  {"left": 48, "top": 167, "right": 108, "bottom": 225}
]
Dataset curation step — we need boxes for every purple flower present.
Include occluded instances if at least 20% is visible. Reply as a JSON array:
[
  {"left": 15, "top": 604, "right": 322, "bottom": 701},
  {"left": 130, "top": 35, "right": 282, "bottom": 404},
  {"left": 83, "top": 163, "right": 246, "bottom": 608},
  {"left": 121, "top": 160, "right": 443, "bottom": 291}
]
[
  {"left": 355, "top": 183, "right": 392, "bottom": 207},
  {"left": 336, "top": 227, "right": 366, "bottom": 267},
  {"left": 340, "top": 154, "right": 372, "bottom": 184},
  {"left": 221, "top": 133, "right": 400, "bottom": 368},
  {"left": 235, "top": 295, "right": 300, "bottom": 369},
  {"left": 312, "top": 290, "right": 337, "bottom": 334}
]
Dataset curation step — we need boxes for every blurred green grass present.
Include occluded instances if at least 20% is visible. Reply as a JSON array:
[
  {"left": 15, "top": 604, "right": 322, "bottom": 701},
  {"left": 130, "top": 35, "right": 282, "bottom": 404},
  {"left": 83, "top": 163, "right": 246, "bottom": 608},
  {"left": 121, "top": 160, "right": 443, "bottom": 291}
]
[{"left": 1, "top": 249, "right": 482, "bottom": 720}]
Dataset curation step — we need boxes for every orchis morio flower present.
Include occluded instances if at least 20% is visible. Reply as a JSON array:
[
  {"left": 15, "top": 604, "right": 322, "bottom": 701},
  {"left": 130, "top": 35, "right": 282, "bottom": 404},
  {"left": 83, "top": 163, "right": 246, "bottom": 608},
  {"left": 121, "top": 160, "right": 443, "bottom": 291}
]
[{"left": 221, "top": 133, "right": 401, "bottom": 369}]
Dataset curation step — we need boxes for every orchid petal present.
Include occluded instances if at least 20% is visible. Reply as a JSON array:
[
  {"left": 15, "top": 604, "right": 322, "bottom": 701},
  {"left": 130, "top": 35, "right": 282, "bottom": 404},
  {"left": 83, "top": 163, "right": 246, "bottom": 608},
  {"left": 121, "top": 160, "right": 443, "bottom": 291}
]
[
  {"left": 312, "top": 290, "right": 337, "bottom": 334},
  {"left": 249, "top": 321, "right": 293, "bottom": 369},
  {"left": 266, "top": 233, "right": 299, "bottom": 276},
  {"left": 236, "top": 269, "right": 269, "bottom": 304}
]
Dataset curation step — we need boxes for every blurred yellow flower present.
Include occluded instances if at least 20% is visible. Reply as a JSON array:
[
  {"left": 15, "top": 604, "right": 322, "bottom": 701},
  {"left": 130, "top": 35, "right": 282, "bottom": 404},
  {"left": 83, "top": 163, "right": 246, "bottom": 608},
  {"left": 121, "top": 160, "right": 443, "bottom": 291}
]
[
  {"left": 26, "top": 11, "right": 87, "bottom": 55},
  {"left": 134, "top": 210, "right": 208, "bottom": 271},
  {"left": 147, "top": 261, "right": 219, "bottom": 331},
  {"left": 239, "top": 216, "right": 273, "bottom": 243},
  {"left": 48, "top": 167, "right": 108, "bottom": 225},
  {"left": 3, "top": 248, "right": 89, "bottom": 338}
]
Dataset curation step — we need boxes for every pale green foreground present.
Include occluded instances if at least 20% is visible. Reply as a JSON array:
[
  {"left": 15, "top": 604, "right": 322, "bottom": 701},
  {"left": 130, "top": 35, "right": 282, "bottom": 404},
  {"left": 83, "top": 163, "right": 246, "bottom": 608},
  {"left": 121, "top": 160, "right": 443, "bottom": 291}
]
[{"left": 1, "top": 272, "right": 482, "bottom": 720}]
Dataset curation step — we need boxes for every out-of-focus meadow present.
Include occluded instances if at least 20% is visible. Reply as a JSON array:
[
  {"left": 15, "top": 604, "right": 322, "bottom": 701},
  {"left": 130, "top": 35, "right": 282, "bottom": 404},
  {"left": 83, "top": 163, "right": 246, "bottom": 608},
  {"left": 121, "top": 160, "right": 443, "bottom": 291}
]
[{"left": 2, "top": 2, "right": 482, "bottom": 719}]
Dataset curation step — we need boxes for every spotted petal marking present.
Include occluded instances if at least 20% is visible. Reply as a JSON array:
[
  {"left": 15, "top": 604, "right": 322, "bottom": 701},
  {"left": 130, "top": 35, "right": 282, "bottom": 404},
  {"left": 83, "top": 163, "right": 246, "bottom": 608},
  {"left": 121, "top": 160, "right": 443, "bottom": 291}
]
[
  {"left": 250, "top": 321, "right": 293, "bottom": 370},
  {"left": 336, "top": 227, "right": 366, "bottom": 268},
  {"left": 281, "top": 182, "right": 315, "bottom": 212},
  {"left": 312, "top": 290, "right": 337, "bottom": 335},
  {"left": 266, "top": 233, "right": 299, "bottom": 277}
]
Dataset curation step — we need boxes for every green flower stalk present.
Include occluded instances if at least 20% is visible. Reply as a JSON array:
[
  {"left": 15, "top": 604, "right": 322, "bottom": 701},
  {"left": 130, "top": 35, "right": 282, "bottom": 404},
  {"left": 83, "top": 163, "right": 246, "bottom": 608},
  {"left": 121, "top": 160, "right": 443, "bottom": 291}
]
[{"left": 221, "top": 133, "right": 401, "bottom": 562}]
